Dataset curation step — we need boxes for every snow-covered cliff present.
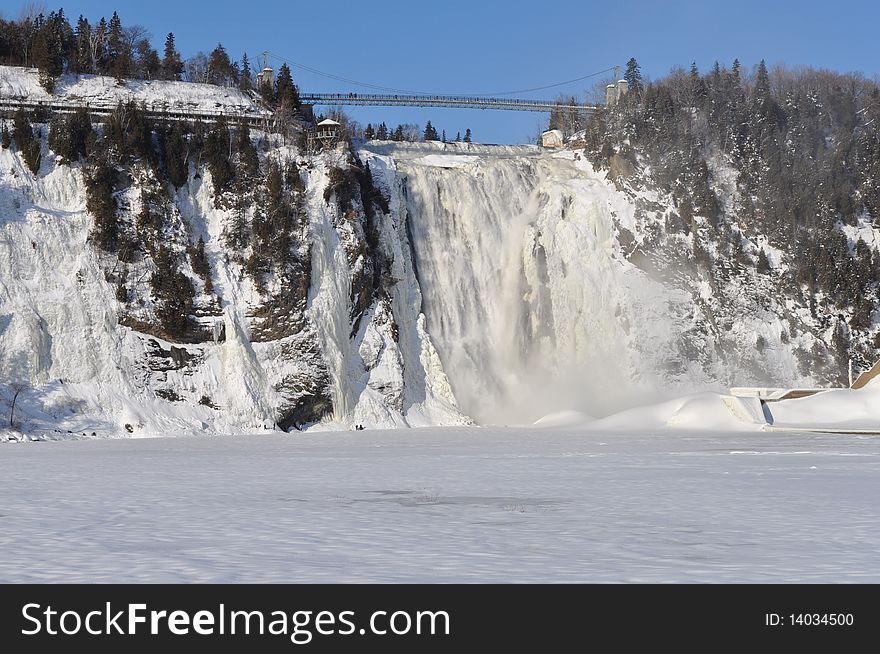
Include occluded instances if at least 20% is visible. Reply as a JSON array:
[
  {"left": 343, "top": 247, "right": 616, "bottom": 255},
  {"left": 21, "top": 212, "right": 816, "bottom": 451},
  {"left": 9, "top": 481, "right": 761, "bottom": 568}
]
[
  {"left": 0, "top": 114, "right": 861, "bottom": 439},
  {"left": 0, "top": 129, "right": 465, "bottom": 438}
]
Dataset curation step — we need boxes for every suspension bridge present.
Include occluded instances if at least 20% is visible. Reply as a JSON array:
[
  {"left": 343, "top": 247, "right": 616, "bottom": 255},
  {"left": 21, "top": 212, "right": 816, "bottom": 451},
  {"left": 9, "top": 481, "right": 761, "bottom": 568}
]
[{"left": 300, "top": 93, "right": 598, "bottom": 115}]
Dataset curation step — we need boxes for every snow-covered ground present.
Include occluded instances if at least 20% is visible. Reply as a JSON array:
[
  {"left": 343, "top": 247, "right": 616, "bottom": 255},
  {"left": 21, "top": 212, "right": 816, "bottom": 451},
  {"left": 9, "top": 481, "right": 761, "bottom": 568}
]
[
  {"left": 2, "top": 425, "right": 878, "bottom": 583},
  {"left": 0, "top": 65, "right": 265, "bottom": 115}
]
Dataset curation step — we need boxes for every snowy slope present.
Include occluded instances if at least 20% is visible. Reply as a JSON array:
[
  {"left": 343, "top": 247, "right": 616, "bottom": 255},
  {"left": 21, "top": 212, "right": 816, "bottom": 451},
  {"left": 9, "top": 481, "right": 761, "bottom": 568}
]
[{"left": 0, "top": 65, "right": 264, "bottom": 114}]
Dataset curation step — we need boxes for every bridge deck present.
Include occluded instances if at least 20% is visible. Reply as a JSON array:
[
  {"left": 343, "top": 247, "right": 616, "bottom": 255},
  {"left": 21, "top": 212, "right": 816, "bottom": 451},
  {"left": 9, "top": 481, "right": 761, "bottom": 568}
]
[{"left": 301, "top": 93, "right": 597, "bottom": 114}]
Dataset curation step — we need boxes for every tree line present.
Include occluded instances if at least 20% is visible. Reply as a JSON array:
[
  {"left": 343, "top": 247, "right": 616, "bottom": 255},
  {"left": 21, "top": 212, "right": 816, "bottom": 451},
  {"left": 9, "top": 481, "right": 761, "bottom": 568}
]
[
  {"left": 362, "top": 121, "right": 472, "bottom": 143},
  {"left": 583, "top": 57, "right": 880, "bottom": 375},
  {"left": 0, "top": 6, "right": 293, "bottom": 104}
]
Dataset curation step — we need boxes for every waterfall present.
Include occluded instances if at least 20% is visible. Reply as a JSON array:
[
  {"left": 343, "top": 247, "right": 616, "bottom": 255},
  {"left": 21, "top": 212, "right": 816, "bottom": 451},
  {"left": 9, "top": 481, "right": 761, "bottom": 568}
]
[{"left": 373, "top": 143, "right": 685, "bottom": 424}]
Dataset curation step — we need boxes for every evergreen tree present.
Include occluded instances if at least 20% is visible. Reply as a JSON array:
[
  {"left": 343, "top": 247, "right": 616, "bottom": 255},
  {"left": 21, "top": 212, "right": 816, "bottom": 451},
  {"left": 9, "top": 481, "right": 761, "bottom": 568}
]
[
  {"left": 442, "top": 129, "right": 446, "bottom": 143},
  {"left": 12, "top": 108, "right": 40, "bottom": 174},
  {"left": 275, "top": 63, "right": 300, "bottom": 112},
  {"left": 139, "top": 45, "right": 161, "bottom": 80},
  {"left": 107, "top": 11, "right": 127, "bottom": 79},
  {"left": 188, "top": 237, "right": 213, "bottom": 295},
  {"left": 363, "top": 123, "right": 375, "bottom": 140},
  {"left": 0, "top": 125, "right": 10, "bottom": 150},
  {"left": 236, "top": 122, "right": 259, "bottom": 178},
  {"left": 731, "top": 58, "right": 742, "bottom": 87},
  {"left": 463, "top": 128, "right": 472, "bottom": 143},
  {"left": 74, "top": 15, "right": 91, "bottom": 73},
  {"left": 85, "top": 154, "right": 118, "bottom": 251},
  {"left": 423, "top": 120, "right": 438, "bottom": 141},
  {"left": 239, "top": 53, "right": 252, "bottom": 91},
  {"left": 455, "top": 131, "right": 461, "bottom": 142},
  {"left": 207, "top": 43, "right": 232, "bottom": 86},
  {"left": 33, "top": 19, "right": 63, "bottom": 92},
  {"left": 376, "top": 122, "right": 388, "bottom": 140},
  {"left": 754, "top": 59, "right": 771, "bottom": 103},
  {"left": 108, "top": 101, "right": 153, "bottom": 162},
  {"left": 49, "top": 108, "right": 93, "bottom": 162},
  {"left": 624, "top": 57, "right": 643, "bottom": 94},
  {"left": 205, "top": 117, "right": 233, "bottom": 194},
  {"left": 150, "top": 245, "right": 196, "bottom": 339},
  {"left": 162, "top": 122, "right": 188, "bottom": 188},
  {"left": 162, "top": 32, "right": 183, "bottom": 81}
]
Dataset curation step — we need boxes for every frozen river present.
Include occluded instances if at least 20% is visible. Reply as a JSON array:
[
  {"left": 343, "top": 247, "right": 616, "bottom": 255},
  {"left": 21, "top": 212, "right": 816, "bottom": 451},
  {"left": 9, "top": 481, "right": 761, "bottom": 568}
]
[{"left": 1, "top": 426, "right": 878, "bottom": 582}]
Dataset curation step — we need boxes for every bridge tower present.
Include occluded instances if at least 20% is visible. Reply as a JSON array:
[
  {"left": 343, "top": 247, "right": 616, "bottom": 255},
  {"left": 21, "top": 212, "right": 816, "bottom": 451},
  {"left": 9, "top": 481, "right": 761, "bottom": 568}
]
[{"left": 256, "top": 51, "right": 274, "bottom": 88}]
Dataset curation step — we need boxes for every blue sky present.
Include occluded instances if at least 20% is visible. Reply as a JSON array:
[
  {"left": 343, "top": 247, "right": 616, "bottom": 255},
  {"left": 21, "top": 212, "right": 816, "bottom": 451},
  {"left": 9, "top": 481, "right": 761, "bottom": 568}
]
[{"left": 10, "top": 0, "right": 880, "bottom": 143}]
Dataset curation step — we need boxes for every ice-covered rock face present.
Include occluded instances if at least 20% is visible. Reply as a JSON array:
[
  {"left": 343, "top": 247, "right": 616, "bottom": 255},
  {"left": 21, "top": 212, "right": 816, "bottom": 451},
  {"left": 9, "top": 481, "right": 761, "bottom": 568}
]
[{"left": 0, "top": 134, "right": 466, "bottom": 438}]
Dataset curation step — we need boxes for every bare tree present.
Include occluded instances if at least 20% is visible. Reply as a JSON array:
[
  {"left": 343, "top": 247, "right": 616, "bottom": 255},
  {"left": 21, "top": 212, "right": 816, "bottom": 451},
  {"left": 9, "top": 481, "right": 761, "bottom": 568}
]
[
  {"left": 122, "top": 24, "right": 151, "bottom": 54},
  {"left": 185, "top": 52, "right": 209, "bottom": 84},
  {"left": 7, "top": 381, "right": 28, "bottom": 429}
]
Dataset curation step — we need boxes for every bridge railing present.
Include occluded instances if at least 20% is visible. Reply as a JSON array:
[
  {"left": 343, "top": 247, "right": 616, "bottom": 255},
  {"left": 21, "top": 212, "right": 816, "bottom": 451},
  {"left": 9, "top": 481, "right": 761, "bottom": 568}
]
[{"left": 300, "top": 93, "right": 597, "bottom": 113}]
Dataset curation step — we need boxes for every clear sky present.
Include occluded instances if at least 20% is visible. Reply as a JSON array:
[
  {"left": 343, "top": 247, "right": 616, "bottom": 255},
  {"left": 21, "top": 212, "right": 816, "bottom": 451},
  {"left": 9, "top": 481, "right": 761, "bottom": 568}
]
[{"left": 7, "top": 0, "right": 880, "bottom": 143}]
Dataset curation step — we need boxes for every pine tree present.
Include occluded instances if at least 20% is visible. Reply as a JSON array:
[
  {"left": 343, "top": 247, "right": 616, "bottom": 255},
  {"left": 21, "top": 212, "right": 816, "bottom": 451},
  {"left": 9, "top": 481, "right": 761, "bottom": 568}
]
[
  {"left": 107, "top": 11, "right": 126, "bottom": 79},
  {"left": 236, "top": 122, "right": 259, "bottom": 178},
  {"left": 205, "top": 118, "right": 233, "bottom": 195},
  {"left": 731, "top": 59, "right": 742, "bottom": 87},
  {"left": 455, "top": 131, "right": 461, "bottom": 142},
  {"left": 49, "top": 108, "right": 93, "bottom": 162},
  {"left": 463, "top": 128, "right": 472, "bottom": 143},
  {"left": 239, "top": 53, "right": 252, "bottom": 91},
  {"left": 207, "top": 43, "right": 232, "bottom": 86},
  {"left": 0, "top": 125, "right": 10, "bottom": 150},
  {"left": 189, "top": 237, "right": 213, "bottom": 295},
  {"left": 162, "top": 32, "right": 183, "bottom": 81},
  {"left": 162, "top": 122, "right": 188, "bottom": 188},
  {"left": 423, "top": 120, "right": 438, "bottom": 141},
  {"left": 12, "top": 108, "right": 41, "bottom": 174},
  {"left": 753, "top": 59, "right": 773, "bottom": 109},
  {"left": 275, "top": 63, "right": 300, "bottom": 111},
  {"left": 376, "top": 122, "right": 388, "bottom": 140},
  {"left": 624, "top": 57, "right": 643, "bottom": 94},
  {"left": 442, "top": 129, "right": 446, "bottom": 143},
  {"left": 139, "top": 46, "right": 161, "bottom": 80},
  {"left": 85, "top": 154, "right": 118, "bottom": 251},
  {"left": 75, "top": 15, "right": 91, "bottom": 73},
  {"left": 33, "top": 19, "right": 63, "bottom": 92},
  {"left": 151, "top": 246, "right": 196, "bottom": 339},
  {"left": 364, "top": 123, "right": 375, "bottom": 140}
]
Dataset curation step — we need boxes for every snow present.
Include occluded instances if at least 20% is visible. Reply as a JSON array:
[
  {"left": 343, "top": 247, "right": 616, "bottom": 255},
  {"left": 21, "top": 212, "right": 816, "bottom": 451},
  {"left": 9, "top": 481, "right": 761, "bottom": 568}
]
[
  {"left": 1, "top": 425, "right": 878, "bottom": 582},
  {"left": 0, "top": 65, "right": 265, "bottom": 115}
]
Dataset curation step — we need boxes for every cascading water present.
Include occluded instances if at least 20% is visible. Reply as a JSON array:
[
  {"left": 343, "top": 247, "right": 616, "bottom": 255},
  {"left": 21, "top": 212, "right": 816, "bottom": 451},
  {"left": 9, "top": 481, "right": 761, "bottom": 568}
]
[{"left": 370, "top": 142, "right": 693, "bottom": 424}]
